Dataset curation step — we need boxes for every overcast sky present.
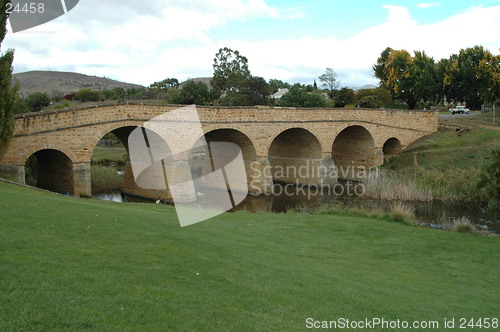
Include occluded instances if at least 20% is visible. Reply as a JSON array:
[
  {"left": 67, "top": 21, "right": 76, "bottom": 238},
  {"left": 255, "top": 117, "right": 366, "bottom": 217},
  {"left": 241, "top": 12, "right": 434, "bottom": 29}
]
[{"left": 3, "top": 0, "right": 500, "bottom": 88}]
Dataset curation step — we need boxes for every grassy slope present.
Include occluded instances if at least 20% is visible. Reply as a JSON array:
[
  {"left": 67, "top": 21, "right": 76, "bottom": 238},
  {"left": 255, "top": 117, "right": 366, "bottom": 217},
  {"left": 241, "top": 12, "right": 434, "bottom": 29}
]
[
  {"left": 0, "top": 182, "right": 498, "bottom": 331},
  {"left": 384, "top": 112, "right": 500, "bottom": 201}
]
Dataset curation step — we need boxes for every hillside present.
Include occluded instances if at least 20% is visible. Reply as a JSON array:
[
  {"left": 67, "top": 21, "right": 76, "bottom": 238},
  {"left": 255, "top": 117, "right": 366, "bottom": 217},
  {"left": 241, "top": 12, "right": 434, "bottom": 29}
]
[{"left": 12, "top": 71, "right": 144, "bottom": 97}]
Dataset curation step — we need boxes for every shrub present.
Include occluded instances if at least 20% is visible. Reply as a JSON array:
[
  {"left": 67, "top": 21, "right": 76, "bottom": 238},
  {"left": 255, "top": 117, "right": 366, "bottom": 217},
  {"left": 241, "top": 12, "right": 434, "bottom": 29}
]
[
  {"left": 478, "top": 147, "right": 500, "bottom": 212},
  {"left": 389, "top": 202, "right": 414, "bottom": 223},
  {"left": 358, "top": 95, "right": 384, "bottom": 108},
  {"left": 76, "top": 89, "right": 102, "bottom": 102},
  {"left": 24, "top": 92, "right": 51, "bottom": 112},
  {"left": 452, "top": 217, "right": 477, "bottom": 233}
]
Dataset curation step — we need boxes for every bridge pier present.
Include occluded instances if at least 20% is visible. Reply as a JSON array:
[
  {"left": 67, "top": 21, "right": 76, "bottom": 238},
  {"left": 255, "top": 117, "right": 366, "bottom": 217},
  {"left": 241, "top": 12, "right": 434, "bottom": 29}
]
[
  {"left": 248, "top": 157, "right": 273, "bottom": 196},
  {"left": 122, "top": 161, "right": 173, "bottom": 202},
  {"left": 73, "top": 163, "right": 91, "bottom": 197},
  {"left": 318, "top": 155, "right": 338, "bottom": 187}
]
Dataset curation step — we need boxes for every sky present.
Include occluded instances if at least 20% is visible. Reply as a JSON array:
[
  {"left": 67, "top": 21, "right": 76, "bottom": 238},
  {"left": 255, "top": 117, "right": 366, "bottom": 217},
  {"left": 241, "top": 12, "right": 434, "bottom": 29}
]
[{"left": 3, "top": 0, "right": 500, "bottom": 88}]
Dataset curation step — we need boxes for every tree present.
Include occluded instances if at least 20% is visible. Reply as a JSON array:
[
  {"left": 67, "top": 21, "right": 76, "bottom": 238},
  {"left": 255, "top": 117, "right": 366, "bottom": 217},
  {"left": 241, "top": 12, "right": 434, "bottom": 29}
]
[
  {"left": 443, "top": 46, "right": 500, "bottom": 110},
  {"left": 358, "top": 96, "right": 384, "bottom": 108},
  {"left": 279, "top": 84, "right": 326, "bottom": 108},
  {"left": 331, "top": 87, "right": 355, "bottom": 107},
  {"left": 212, "top": 47, "right": 250, "bottom": 96},
  {"left": 355, "top": 87, "right": 392, "bottom": 107},
  {"left": 318, "top": 67, "right": 340, "bottom": 92},
  {"left": 411, "top": 51, "right": 441, "bottom": 104},
  {"left": 0, "top": 0, "right": 17, "bottom": 154},
  {"left": 220, "top": 76, "right": 269, "bottom": 106},
  {"left": 24, "top": 92, "right": 51, "bottom": 112},
  {"left": 373, "top": 47, "right": 440, "bottom": 109},
  {"left": 148, "top": 78, "right": 179, "bottom": 97},
  {"left": 102, "top": 87, "right": 125, "bottom": 100},
  {"left": 171, "top": 80, "right": 211, "bottom": 105},
  {"left": 212, "top": 47, "right": 269, "bottom": 106}
]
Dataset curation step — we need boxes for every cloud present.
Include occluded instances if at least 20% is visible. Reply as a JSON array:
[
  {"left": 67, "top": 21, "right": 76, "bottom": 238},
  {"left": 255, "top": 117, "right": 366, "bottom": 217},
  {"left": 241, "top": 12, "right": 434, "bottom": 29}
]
[
  {"left": 3, "top": 2, "right": 500, "bottom": 88},
  {"left": 417, "top": 3, "right": 441, "bottom": 9}
]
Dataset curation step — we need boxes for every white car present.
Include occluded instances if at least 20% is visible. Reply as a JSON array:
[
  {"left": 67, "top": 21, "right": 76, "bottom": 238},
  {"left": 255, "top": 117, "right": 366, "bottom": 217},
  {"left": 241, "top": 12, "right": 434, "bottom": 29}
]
[{"left": 449, "top": 106, "right": 470, "bottom": 115}]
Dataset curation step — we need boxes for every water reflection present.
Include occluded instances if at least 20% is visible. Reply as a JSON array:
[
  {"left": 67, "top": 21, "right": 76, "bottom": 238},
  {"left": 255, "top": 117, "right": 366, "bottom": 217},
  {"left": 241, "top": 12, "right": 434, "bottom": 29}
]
[{"left": 95, "top": 186, "right": 499, "bottom": 232}]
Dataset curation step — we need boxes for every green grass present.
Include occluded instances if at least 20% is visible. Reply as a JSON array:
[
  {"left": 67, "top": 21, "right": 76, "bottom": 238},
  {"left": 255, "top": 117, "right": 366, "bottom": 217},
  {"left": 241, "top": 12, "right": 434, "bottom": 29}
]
[
  {"left": 383, "top": 112, "right": 500, "bottom": 202},
  {"left": 1, "top": 181, "right": 499, "bottom": 331},
  {"left": 91, "top": 146, "right": 127, "bottom": 163}
]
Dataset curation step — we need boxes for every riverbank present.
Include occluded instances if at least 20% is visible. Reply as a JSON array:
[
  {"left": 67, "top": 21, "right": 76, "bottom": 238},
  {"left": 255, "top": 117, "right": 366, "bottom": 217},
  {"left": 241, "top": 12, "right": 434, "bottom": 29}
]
[
  {"left": 379, "top": 111, "right": 499, "bottom": 204},
  {"left": 1, "top": 181, "right": 498, "bottom": 330}
]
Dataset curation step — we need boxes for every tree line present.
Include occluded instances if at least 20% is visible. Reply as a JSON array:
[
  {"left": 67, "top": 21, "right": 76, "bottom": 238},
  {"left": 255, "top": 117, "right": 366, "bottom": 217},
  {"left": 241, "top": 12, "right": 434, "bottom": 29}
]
[
  {"left": 7, "top": 45, "right": 499, "bottom": 116},
  {"left": 2, "top": 36, "right": 499, "bottom": 152},
  {"left": 374, "top": 46, "right": 499, "bottom": 110}
]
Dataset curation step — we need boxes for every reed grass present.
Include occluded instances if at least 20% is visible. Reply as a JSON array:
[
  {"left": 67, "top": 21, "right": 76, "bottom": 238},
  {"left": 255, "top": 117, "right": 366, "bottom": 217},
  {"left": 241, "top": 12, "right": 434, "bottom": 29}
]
[
  {"left": 91, "top": 165, "right": 123, "bottom": 193},
  {"left": 389, "top": 202, "right": 415, "bottom": 223},
  {"left": 362, "top": 173, "right": 433, "bottom": 202},
  {"left": 451, "top": 217, "right": 477, "bottom": 233}
]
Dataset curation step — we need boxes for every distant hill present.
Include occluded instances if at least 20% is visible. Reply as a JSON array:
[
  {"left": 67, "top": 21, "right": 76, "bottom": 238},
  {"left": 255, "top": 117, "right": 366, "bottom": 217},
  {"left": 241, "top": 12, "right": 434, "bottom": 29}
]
[{"left": 13, "top": 71, "right": 144, "bottom": 98}]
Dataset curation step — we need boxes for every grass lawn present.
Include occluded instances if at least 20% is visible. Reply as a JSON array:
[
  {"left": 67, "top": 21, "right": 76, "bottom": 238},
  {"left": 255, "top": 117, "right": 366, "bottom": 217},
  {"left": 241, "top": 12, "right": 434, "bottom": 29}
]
[
  {"left": 91, "top": 146, "right": 127, "bottom": 163},
  {"left": 0, "top": 181, "right": 499, "bottom": 331}
]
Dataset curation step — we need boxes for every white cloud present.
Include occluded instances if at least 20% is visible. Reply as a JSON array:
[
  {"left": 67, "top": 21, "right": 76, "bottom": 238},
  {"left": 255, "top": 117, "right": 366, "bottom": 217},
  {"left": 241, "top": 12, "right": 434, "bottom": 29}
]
[
  {"left": 3, "top": 2, "right": 500, "bottom": 88},
  {"left": 417, "top": 3, "right": 441, "bottom": 9}
]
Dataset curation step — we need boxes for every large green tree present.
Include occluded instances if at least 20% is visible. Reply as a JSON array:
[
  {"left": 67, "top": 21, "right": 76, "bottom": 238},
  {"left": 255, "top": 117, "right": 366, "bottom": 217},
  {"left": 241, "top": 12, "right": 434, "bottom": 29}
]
[
  {"left": 212, "top": 47, "right": 250, "bottom": 96},
  {"left": 212, "top": 47, "right": 269, "bottom": 106},
  {"left": 443, "top": 46, "right": 499, "bottom": 110},
  {"left": 0, "top": 0, "right": 18, "bottom": 154},
  {"left": 373, "top": 47, "right": 440, "bottom": 109}
]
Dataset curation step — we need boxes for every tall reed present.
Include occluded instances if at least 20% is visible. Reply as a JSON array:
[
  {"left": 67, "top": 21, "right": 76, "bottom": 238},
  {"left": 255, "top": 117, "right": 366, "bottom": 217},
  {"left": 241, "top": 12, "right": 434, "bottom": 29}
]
[
  {"left": 91, "top": 166, "right": 123, "bottom": 193},
  {"left": 362, "top": 173, "right": 433, "bottom": 201}
]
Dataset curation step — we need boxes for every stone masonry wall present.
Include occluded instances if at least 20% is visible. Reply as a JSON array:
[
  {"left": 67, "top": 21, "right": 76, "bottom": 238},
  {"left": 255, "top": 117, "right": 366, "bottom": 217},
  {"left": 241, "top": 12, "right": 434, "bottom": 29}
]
[{"left": 0, "top": 104, "right": 438, "bottom": 197}]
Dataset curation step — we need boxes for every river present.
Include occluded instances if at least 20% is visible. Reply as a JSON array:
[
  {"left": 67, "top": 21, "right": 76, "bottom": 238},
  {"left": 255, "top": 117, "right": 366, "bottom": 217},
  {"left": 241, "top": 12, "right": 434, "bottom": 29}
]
[{"left": 94, "top": 187, "right": 499, "bottom": 233}]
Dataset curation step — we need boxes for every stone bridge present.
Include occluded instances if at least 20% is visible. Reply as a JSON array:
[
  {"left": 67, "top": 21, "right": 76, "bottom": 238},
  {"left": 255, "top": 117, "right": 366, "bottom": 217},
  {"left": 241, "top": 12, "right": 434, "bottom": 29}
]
[{"left": 0, "top": 104, "right": 438, "bottom": 200}]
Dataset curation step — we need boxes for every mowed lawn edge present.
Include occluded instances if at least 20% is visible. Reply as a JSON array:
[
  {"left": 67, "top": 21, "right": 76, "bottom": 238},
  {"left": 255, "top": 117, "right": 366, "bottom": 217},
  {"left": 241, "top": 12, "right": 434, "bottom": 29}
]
[{"left": 0, "top": 181, "right": 498, "bottom": 331}]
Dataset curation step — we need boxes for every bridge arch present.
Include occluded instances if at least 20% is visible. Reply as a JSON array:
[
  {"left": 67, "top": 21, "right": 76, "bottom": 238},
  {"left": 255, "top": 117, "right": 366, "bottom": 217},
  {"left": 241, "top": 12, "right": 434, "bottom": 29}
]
[
  {"left": 25, "top": 149, "right": 75, "bottom": 195},
  {"left": 189, "top": 128, "right": 258, "bottom": 194},
  {"left": 383, "top": 137, "right": 403, "bottom": 161},
  {"left": 332, "top": 125, "right": 377, "bottom": 179},
  {"left": 86, "top": 121, "right": 145, "bottom": 159},
  {"left": 89, "top": 124, "right": 177, "bottom": 200},
  {"left": 268, "top": 128, "right": 323, "bottom": 185}
]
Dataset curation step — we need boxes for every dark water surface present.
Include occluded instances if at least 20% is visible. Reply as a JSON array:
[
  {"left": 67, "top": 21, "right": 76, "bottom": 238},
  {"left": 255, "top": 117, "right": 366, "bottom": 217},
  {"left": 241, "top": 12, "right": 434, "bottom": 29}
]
[{"left": 95, "top": 188, "right": 499, "bottom": 232}]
